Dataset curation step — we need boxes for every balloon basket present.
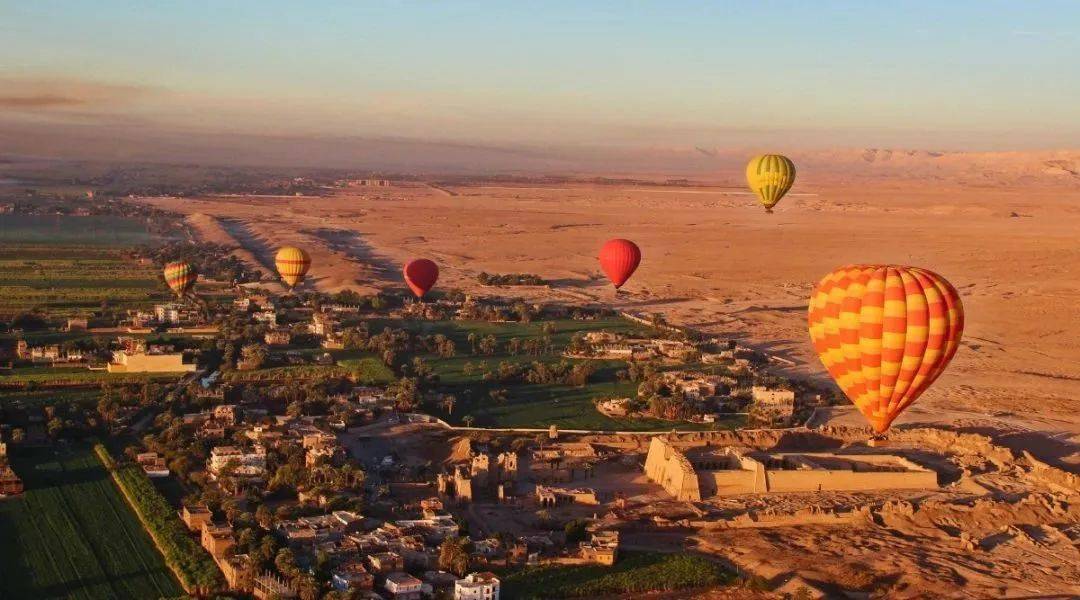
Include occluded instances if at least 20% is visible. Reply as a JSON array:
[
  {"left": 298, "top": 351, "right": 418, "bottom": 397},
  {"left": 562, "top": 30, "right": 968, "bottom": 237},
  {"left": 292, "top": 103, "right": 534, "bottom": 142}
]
[{"left": 867, "top": 435, "right": 889, "bottom": 448}]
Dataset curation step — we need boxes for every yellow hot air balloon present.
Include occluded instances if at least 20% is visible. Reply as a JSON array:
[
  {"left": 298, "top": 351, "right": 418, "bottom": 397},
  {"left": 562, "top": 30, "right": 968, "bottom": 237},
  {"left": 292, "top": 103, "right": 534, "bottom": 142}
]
[
  {"left": 275, "top": 246, "right": 311, "bottom": 290},
  {"left": 808, "top": 265, "right": 964, "bottom": 434},
  {"left": 746, "top": 154, "right": 796, "bottom": 213}
]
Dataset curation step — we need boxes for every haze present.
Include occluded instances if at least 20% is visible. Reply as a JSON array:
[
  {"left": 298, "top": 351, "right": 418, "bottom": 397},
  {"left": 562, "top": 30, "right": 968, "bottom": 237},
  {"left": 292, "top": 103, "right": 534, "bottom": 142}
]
[{"left": 4, "top": 1, "right": 1080, "bottom": 171}]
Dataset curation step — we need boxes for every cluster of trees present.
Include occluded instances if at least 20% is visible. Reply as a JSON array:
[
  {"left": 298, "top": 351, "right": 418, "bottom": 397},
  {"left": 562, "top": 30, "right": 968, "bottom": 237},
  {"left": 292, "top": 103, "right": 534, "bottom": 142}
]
[
  {"left": 476, "top": 272, "right": 547, "bottom": 286},
  {"left": 141, "top": 241, "right": 262, "bottom": 284},
  {"left": 465, "top": 359, "right": 598, "bottom": 387},
  {"left": 94, "top": 444, "right": 225, "bottom": 594}
]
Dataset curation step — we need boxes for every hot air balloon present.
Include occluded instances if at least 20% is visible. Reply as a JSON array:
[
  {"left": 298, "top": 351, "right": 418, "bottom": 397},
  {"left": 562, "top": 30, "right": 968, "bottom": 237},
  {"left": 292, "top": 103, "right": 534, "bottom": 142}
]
[
  {"left": 403, "top": 259, "right": 439, "bottom": 298},
  {"left": 808, "top": 265, "right": 964, "bottom": 434},
  {"left": 599, "top": 239, "right": 641, "bottom": 289},
  {"left": 746, "top": 154, "right": 796, "bottom": 213},
  {"left": 275, "top": 246, "right": 311, "bottom": 290},
  {"left": 163, "top": 261, "right": 197, "bottom": 298}
]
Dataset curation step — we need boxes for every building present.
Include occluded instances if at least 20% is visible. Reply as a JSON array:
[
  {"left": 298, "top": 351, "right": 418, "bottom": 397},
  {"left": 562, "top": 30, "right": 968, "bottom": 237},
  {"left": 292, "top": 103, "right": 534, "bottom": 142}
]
[
  {"left": 65, "top": 318, "right": 88, "bottom": 331},
  {"left": 0, "top": 464, "right": 23, "bottom": 495},
  {"left": 368, "top": 551, "right": 405, "bottom": 574},
  {"left": 534, "top": 485, "right": 599, "bottom": 507},
  {"left": 201, "top": 522, "right": 236, "bottom": 559},
  {"left": 384, "top": 572, "right": 424, "bottom": 600},
  {"left": 579, "top": 531, "right": 619, "bottom": 565},
  {"left": 644, "top": 437, "right": 937, "bottom": 500},
  {"left": 107, "top": 338, "right": 194, "bottom": 373},
  {"left": 181, "top": 504, "right": 213, "bottom": 531},
  {"left": 207, "top": 445, "right": 267, "bottom": 478},
  {"left": 253, "top": 572, "right": 297, "bottom": 599},
  {"left": 331, "top": 560, "right": 374, "bottom": 591},
  {"left": 136, "top": 452, "right": 170, "bottom": 477},
  {"left": 454, "top": 572, "right": 500, "bottom": 600}
]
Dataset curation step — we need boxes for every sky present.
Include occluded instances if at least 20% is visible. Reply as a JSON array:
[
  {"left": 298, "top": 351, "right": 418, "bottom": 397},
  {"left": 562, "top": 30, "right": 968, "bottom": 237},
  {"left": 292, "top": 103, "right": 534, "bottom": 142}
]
[{"left": 2, "top": 1, "right": 1079, "bottom": 154}]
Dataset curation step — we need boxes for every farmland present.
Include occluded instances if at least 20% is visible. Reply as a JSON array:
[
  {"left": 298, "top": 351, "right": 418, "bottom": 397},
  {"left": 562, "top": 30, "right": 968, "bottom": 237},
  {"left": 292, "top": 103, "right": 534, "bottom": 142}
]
[
  {"left": 0, "top": 215, "right": 166, "bottom": 318},
  {"left": 500, "top": 551, "right": 734, "bottom": 598},
  {"left": 368, "top": 316, "right": 728, "bottom": 431},
  {"left": 0, "top": 444, "right": 182, "bottom": 599}
]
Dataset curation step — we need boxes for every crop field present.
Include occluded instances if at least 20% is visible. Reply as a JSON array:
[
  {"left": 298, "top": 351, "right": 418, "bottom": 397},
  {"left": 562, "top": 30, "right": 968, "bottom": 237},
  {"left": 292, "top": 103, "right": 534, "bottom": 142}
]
[
  {"left": 0, "top": 388, "right": 101, "bottom": 410},
  {"left": 0, "top": 248, "right": 164, "bottom": 318},
  {"left": 0, "top": 444, "right": 182, "bottom": 599},
  {"left": 500, "top": 551, "right": 734, "bottom": 598},
  {"left": 368, "top": 317, "right": 728, "bottom": 431}
]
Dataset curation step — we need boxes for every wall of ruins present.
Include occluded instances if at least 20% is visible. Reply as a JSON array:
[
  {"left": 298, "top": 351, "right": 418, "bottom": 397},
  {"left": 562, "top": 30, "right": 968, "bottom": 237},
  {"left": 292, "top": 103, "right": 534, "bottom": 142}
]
[
  {"left": 644, "top": 437, "right": 701, "bottom": 501},
  {"left": 765, "top": 468, "right": 937, "bottom": 493}
]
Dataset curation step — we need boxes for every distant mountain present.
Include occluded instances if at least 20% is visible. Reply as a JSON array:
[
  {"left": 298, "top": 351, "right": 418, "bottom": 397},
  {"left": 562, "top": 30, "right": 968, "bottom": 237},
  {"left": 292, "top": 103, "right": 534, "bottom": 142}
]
[{"left": 1, "top": 118, "right": 1077, "bottom": 185}]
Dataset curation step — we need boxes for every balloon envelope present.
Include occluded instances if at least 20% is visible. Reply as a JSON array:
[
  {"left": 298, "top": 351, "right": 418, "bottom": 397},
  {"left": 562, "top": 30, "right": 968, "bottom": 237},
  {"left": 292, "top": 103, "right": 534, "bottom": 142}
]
[
  {"left": 403, "top": 259, "right": 439, "bottom": 298},
  {"left": 275, "top": 246, "right": 311, "bottom": 289},
  {"left": 746, "top": 154, "right": 796, "bottom": 212},
  {"left": 808, "top": 265, "right": 964, "bottom": 434},
  {"left": 163, "top": 261, "right": 197, "bottom": 297},
  {"left": 599, "top": 239, "right": 641, "bottom": 289}
]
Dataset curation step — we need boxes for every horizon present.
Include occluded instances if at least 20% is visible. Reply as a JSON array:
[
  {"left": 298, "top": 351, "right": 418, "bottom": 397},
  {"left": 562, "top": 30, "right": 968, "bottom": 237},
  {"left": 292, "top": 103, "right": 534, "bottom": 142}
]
[{"left": 3, "top": 0, "right": 1079, "bottom": 170}]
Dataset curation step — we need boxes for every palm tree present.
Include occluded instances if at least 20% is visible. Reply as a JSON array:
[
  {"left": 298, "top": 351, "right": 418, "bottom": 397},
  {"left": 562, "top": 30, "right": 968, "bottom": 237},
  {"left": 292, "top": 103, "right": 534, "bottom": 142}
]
[{"left": 462, "top": 415, "right": 475, "bottom": 428}]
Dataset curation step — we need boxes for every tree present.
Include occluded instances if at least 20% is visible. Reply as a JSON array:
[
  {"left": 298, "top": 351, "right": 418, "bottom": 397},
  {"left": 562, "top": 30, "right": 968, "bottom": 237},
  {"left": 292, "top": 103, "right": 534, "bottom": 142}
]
[
  {"left": 240, "top": 343, "right": 268, "bottom": 370},
  {"left": 438, "top": 537, "right": 472, "bottom": 576},
  {"left": 462, "top": 415, "right": 475, "bottom": 428},
  {"left": 564, "top": 519, "right": 588, "bottom": 545},
  {"left": 275, "top": 547, "right": 300, "bottom": 579}
]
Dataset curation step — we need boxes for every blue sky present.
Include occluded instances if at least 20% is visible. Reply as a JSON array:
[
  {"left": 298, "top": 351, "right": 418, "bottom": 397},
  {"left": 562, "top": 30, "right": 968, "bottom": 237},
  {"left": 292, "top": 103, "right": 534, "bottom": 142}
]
[{"left": 3, "top": 1, "right": 1078, "bottom": 149}]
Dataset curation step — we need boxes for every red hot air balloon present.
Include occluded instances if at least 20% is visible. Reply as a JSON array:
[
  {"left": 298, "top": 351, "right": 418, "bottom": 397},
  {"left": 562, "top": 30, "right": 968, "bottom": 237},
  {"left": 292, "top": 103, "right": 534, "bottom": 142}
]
[
  {"left": 403, "top": 259, "right": 439, "bottom": 298},
  {"left": 599, "top": 239, "right": 641, "bottom": 289}
]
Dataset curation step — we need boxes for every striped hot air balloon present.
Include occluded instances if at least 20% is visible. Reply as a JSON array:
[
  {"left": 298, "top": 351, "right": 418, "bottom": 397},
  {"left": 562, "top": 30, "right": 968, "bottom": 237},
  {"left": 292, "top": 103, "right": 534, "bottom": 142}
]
[
  {"left": 808, "top": 265, "right": 964, "bottom": 434},
  {"left": 275, "top": 246, "right": 311, "bottom": 290},
  {"left": 746, "top": 154, "right": 796, "bottom": 213},
  {"left": 599, "top": 239, "right": 641, "bottom": 289},
  {"left": 163, "top": 261, "right": 197, "bottom": 298}
]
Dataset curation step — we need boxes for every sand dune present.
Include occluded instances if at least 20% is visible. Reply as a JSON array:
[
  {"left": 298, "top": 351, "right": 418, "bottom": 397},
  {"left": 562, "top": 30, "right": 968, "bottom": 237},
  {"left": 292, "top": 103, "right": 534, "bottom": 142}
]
[{"left": 136, "top": 171, "right": 1080, "bottom": 461}]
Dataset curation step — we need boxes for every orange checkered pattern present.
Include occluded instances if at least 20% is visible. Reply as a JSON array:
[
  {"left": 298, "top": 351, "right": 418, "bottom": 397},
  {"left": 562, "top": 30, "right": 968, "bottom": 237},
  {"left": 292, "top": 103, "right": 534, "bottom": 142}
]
[{"left": 808, "top": 265, "right": 964, "bottom": 434}]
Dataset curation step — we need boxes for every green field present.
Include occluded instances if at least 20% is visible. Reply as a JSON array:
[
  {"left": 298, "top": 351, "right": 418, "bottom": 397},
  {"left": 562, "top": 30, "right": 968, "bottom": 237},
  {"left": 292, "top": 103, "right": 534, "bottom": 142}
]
[
  {"left": 369, "top": 317, "right": 727, "bottom": 431},
  {"left": 501, "top": 551, "right": 734, "bottom": 598},
  {"left": 0, "top": 215, "right": 157, "bottom": 246},
  {"left": 0, "top": 248, "right": 163, "bottom": 317},
  {"left": 0, "top": 445, "right": 182, "bottom": 599},
  {"left": 0, "top": 388, "right": 101, "bottom": 410}
]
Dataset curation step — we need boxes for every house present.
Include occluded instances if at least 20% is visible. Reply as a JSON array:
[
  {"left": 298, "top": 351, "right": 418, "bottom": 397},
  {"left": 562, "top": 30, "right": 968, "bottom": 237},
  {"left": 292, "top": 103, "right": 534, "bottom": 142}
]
[
  {"left": 384, "top": 572, "right": 424, "bottom": 600},
  {"left": 455, "top": 572, "right": 500, "bottom": 600},
  {"left": 181, "top": 504, "right": 213, "bottom": 531},
  {"left": 136, "top": 452, "right": 169, "bottom": 477},
  {"left": 108, "top": 337, "right": 194, "bottom": 373},
  {"left": 367, "top": 551, "right": 404, "bottom": 574},
  {"left": 65, "top": 318, "right": 88, "bottom": 331},
  {"left": 331, "top": 560, "right": 374, "bottom": 591},
  {"left": 0, "top": 465, "right": 23, "bottom": 495},
  {"left": 579, "top": 530, "right": 619, "bottom": 566},
  {"left": 201, "top": 522, "right": 236, "bottom": 559},
  {"left": 207, "top": 445, "right": 267, "bottom": 478}
]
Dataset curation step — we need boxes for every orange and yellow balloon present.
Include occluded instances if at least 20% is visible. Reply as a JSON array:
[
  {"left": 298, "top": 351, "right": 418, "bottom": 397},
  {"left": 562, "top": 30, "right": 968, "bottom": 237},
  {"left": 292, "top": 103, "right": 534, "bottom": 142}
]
[
  {"left": 808, "top": 265, "right": 964, "bottom": 434},
  {"left": 275, "top": 246, "right": 311, "bottom": 290},
  {"left": 163, "top": 261, "right": 197, "bottom": 298},
  {"left": 746, "top": 154, "right": 796, "bottom": 213}
]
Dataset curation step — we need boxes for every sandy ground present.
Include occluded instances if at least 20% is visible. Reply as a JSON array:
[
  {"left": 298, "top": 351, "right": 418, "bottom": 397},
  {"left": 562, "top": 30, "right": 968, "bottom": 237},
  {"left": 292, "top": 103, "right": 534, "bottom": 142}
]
[{"left": 136, "top": 179, "right": 1080, "bottom": 460}]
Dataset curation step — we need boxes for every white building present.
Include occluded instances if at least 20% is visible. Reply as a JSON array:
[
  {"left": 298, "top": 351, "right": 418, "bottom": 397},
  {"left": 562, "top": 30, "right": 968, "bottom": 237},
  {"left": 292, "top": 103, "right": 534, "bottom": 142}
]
[
  {"left": 384, "top": 572, "right": 424, "bottom": 600},
  {"left": 455, "top": 572, "right": 500, "bottom": 600},
  {"left": 207, "top": 445, "right": 267, "bottom": 478}
]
